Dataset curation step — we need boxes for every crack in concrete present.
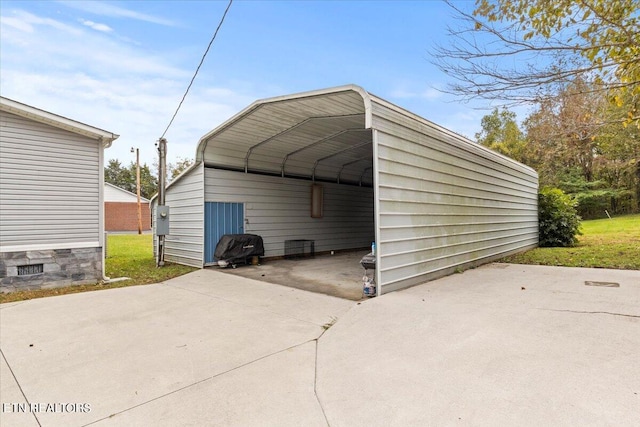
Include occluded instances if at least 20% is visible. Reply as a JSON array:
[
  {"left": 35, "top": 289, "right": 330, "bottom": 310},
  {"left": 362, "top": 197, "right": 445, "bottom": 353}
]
[
  {"left": 538, "top": 308, "right": 640, "bottom": 318},
  {"left": 314, "top": 339, "right": 331, "bottom": 427},
  {"left": 82, "top": 338, "right": 320, "bottom": 426},
  {"left": 0, "top": 348, "right": 42, "bottom": 427}
]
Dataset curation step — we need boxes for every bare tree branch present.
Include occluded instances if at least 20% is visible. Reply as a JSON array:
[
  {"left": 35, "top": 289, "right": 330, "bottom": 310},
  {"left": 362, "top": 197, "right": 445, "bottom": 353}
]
[{"left": 431, "top": 0, "right": 640, "bottom": 117}]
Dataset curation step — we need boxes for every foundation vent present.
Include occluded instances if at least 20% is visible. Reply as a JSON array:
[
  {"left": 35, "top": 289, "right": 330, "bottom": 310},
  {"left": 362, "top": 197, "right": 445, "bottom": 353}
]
[{"left": 17, "top": 264, "right": 44, "bottom": 275}]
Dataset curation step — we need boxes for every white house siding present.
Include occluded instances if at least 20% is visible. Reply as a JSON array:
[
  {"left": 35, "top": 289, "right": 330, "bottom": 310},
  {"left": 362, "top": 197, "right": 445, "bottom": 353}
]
[
  {"left": 161, "top": 163, "right": 205, "bottom": 267},
  {"left": 0, "top": 111, "right": 101, "bottom": 248},
  {"left": 0, "top": 110, "right": 105, "bottom": 290},
  {"left": 370, "top": 100, "right": 539, "bottom": 293},
  {"left": 204, "top": 168, "right": 374, "bottom": 257}
]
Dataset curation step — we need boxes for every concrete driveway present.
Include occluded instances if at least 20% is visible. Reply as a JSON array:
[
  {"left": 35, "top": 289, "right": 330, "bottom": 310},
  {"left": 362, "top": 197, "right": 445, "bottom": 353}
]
[{"left": 1, "top": 264, "right": 639, "bottom": 426}]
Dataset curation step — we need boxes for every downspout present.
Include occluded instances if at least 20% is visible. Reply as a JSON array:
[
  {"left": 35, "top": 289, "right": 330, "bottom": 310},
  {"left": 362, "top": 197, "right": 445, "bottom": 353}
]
[
  {"left": 100, "top": 135, "right": 129, "bottom": 283},
  {"left": 99, "top": 136, "right": 109, "bottom": 282}
]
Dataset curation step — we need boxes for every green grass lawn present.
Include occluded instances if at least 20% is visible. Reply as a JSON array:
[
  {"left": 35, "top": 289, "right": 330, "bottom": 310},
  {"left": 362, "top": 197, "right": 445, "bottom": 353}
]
[
  {"left": 501, "top": 213, "right": 640, "bottom": 270},
  {"left": 3, "top": 214, "right": 638, "bottom": 303},
  {"left": 0, "top": 234, "right": 196, "bottom": 303},
  {"left": 105, "top": 234, "right": 196, "bottom": 284}
]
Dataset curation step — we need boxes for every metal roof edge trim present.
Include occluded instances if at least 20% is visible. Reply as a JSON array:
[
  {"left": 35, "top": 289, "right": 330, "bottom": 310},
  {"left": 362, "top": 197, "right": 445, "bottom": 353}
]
[
  {"left": 194, "top": 84, "right": 372, "bottom": 163},
  {"left": 0, "top": 96, "right": 119, "bottom": 148},
  {"left": 150, "top": 161, "right": 203, "bottom": 204}
]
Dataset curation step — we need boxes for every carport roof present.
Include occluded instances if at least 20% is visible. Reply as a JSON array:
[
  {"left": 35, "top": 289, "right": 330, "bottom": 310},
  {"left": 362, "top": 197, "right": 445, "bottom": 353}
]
[
  {"left": 191, "top": 84, "right": 536, "bottom": 188},
  {"left": 196, "top": 85, "right": 375, "bottom": 185}
]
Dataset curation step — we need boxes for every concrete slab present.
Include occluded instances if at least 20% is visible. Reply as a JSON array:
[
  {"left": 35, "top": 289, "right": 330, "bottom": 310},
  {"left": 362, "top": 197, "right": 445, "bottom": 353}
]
[
  {"left": 1, "top": 354, "right": 40, "bottom": 427},
  {"left": 0, "top": 270, "right": 349, "bottom": 426},
  {"left": 163, "top": 269, "right": 353, "bottom": 327},
  {"left": 218, "top": 251, "right": 369, "bottom": 300},
  {"left": 93, "top": 341, "right": 327, "bottom": 427},
  {"left": 317, "top": 264, "right": 640, "bottom": 426},
  {"left": 2, "top": 264, "right": 638, "bottom": 426}
]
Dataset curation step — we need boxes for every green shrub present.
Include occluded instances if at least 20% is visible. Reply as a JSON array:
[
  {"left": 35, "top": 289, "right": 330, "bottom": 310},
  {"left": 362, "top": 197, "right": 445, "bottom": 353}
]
[{"left": 538, "top": 187, "right": 582, "bottom": 247}]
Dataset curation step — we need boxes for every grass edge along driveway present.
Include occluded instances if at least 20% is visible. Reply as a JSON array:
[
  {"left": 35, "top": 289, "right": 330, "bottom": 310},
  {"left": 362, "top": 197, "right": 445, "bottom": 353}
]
[
  {"left": 2, "top": 214, "right": 639, "bottom": 303},
  {"left": 501, "top": 213, "right": 640, "bottom": 270},
  {"left": 0, "top": 234, "right": 195, "bottom": 304}
]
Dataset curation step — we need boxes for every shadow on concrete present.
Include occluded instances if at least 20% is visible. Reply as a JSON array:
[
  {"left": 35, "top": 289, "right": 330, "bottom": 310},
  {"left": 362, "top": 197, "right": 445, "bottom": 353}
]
[{"left": 211, "top": 251, "right": 369, "bottom": 300}]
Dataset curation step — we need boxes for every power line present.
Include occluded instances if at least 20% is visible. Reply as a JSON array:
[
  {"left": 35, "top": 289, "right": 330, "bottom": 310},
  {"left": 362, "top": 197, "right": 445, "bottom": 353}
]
[{"left": 160, "top": 0, "right": 233, "bottom": 139}]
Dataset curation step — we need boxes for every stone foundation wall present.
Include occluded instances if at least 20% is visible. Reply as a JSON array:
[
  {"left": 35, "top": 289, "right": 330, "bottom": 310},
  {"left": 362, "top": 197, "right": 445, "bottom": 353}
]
[{"left": 0, "top": 247, "right": 102, "bottom": 292}]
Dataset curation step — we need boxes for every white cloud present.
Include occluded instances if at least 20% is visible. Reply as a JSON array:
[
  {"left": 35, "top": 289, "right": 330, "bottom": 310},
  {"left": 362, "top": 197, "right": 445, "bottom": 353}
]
[
  {"left": 390, "top": 85, "right": 443, "bottom": 100},
  {"left": 79, "top": 18, "right": 113, "bottom": 33},
  {"left": 420, "top": 88, "right": 443, "bottom": 100},
  {"left": 0, "top": 15, "right": 35, "bottom": 32},
  {"left": 0, "top": 7, "right": 255, "bottom": 168},
  {"left": 1, "top": 9, "right": 81, "bottom": 35},
  {"left": 58, "top": 1, "right": 176, "bottom": 26}
]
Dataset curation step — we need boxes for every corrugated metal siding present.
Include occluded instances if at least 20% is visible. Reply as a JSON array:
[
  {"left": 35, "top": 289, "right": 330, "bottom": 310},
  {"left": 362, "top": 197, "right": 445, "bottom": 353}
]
[
  {"left": 0, "top": 110, "right": 101, "bottom": 248},
  {"left": 204, "top": 202, "right": 244, "bottom": 263},
  {"left": 371, "top": 100, "right": 539, "bottom": 293},
  {"left": 204, "top": 168, "right": 374, "bottom": 256},
  {"left": 162, "top": 163, "right": 205, "bottom": 267},
  {"left": 201, "top": 91, "right": 368, "bottom": 177}
]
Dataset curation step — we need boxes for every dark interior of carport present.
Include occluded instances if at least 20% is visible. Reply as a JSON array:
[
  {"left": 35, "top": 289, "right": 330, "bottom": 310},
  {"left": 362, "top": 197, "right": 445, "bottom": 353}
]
[{"left": 196, "top": 88, "right": 377, "bottom": 299}]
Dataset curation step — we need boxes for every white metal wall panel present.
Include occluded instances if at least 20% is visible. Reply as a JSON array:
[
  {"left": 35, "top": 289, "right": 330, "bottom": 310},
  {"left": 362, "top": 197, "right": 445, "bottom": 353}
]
[
  {"left": 0, "top": 111, "right": 101, "bottom": 249},
  {"left": 162, "top": 163, "right": 205, "bottom": 267},
  {"left": 371, "top": 100, "right": 539, "bottom": 293},
  {"left": 204, "top": 168, "right": 374, "bottom": 256}
]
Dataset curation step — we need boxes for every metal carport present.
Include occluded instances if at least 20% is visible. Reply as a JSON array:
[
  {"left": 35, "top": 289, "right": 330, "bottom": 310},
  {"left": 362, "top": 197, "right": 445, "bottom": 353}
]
[{"left": 156, "top": 84, "right": 539, "bottom": 295}]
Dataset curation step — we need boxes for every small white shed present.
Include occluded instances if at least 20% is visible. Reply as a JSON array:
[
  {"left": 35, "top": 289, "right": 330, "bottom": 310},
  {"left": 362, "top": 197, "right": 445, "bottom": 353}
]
[
  {"left": 0, "top": 97, "right": 119, "bottom": 291},
  {"left": 154, "top": 85, "right": 538, "bottom": 295}
]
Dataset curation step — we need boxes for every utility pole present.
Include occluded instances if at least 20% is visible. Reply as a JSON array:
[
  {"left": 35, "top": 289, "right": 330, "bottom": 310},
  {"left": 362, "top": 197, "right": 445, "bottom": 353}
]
[
  {"left": 131, "top": 147, "right": 142, "bottom": 235},
  {"left": 156, "top": 138, "right": 168, "bottom": 267}
]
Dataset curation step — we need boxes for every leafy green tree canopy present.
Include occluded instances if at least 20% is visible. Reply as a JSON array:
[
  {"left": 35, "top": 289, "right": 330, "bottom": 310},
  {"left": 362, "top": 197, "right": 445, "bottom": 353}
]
[
  {"left": 105, "top": 159, "right": 158, "bottom": 200},
  {"left": 475, "top": 108, "right": 527, "bottom": 162}
]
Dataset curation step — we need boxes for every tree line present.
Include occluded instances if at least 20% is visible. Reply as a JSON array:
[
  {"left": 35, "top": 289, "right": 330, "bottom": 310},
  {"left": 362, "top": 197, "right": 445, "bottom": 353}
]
[
  {"left": 435, "top": 0, "right": 639, "bottom": 219},
  {"left": 104, "top": 157, "right": 193, "bottom": 200},
  {"left": 476, "top": 81, "right": 639, "bottom": 218}
]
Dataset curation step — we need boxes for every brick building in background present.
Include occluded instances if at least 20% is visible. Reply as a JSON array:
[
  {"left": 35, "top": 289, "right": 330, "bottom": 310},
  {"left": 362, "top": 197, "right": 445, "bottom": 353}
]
[{"left": 104, "top": 183, "right": 151, "bottom": 232}]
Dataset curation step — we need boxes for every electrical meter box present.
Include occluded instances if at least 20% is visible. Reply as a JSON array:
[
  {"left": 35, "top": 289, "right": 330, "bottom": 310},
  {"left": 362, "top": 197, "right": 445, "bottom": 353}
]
[{"left": 156, "top": 205, "right": 170, "bottom": 236}]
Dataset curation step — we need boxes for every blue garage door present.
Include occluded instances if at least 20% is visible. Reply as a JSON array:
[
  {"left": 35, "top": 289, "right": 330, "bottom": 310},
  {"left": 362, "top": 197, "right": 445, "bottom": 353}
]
[{"left": 205, "top": 202, "right": 244, "bottom": 263}]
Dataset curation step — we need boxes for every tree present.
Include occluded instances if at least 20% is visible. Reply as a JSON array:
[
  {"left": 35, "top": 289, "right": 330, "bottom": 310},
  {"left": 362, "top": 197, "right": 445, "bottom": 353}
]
[
  {"left": 433, "top": 0, "right": 640, "bottom": 125},
  {"left": 105, "top": 159, "right": 158, "bottom": 199},
  {"left": 475, "top": 108, "right": 527, "bottom": 162},
  {"left": 595, "top": 93, "right": 640, "bottom": 208},
  {"left": 137, "top": 163, "right": 158, "bottom": 199},
  {"left": 104, "top": 159, "right": 133, "bottom": 193},
  {"left": 168, "top": 157, "right": 194, "bottom": 182},
  {"left": 524, "top": 77, "right": 608, "bottom": 184},
  {"left": 522, "top": 78, "right": 639, "bottom": 217}
]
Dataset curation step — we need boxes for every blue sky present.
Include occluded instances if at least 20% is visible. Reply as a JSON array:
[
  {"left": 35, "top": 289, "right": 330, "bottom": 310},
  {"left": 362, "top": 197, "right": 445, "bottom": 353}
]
[{"left": 0, "top": 0, "right": 502, "bottom": 168}]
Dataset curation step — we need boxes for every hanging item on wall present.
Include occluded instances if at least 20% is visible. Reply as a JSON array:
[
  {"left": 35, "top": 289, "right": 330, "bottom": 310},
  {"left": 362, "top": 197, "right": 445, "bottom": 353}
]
[{"left": 311, "top": 184, "right": 323, "bottom": 218}]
